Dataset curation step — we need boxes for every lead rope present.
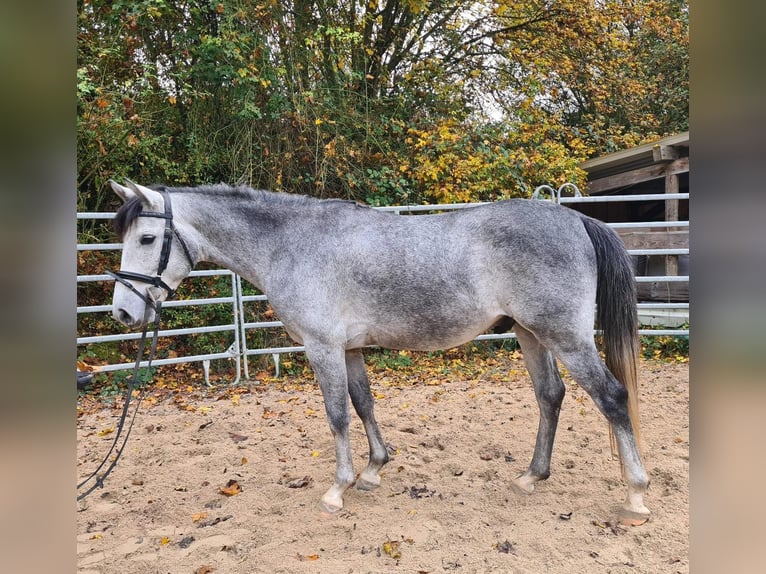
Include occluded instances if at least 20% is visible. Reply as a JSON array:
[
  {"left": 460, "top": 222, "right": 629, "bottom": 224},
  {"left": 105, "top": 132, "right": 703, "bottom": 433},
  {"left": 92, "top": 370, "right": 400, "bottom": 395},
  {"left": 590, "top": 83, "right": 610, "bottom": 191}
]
[{"left": 77, "top": 301, "right": 162, "bottom": 501}]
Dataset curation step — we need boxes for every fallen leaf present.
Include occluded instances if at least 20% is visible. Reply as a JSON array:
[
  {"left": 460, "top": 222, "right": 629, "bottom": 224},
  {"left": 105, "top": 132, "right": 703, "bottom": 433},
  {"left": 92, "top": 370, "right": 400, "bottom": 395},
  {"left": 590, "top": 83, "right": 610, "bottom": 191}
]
[
  {"left": 297, "top": 553, "right": 320, "bottom": 561},
  {"left": 160, "top": 536, "right": 170, "bottom": 546},
  {"left": 241, "top": 457, "right": 248, "bottom": 465},
  {"left": 178, "top": 535, "right": 195, "bottom": 549},
  {"left": 231, "top": 394, "right": 240, "bottom": 406},
  {"left": 406, "top": 485, "right": 436, "bottom": 499},
  {"left": 195, "top": 566, "right": 215, "bottom": 574},
  {"left": 228, "top": 432, "right": 248, "bottom": 443},
  {"left": 311, "top": 450, "right": 320, "bottom": 458},
  {"left": 192, "top": 512, "right": 208, "bottom": 523},
  {"left": 285, "top": 476, "right": 313, "bottom": 489},
  {"left": 219, "top": 479, "right": 242, "bottom": 497},
  {"left": 382, "top": 540, "right": 401, "bottom": 559},
  {"left": 98, "top": 427, "right": 114, "bottom": 437},
  {"left": 197, "top": 514, "right": 233, "bottom": 528}
]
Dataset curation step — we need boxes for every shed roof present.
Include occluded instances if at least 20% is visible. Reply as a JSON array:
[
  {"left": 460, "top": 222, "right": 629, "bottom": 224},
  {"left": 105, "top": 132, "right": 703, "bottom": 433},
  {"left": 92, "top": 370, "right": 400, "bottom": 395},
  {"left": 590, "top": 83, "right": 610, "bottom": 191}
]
[{"left": 580, "top": 132, "right": 689, "bottom": 182}]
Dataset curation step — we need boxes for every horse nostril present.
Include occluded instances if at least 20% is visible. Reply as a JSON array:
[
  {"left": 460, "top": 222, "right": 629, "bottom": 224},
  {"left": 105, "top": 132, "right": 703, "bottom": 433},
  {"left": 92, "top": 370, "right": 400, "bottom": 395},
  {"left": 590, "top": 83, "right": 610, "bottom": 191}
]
[{"left": 116, "top": 308, "right": 135, "bottom": 327}]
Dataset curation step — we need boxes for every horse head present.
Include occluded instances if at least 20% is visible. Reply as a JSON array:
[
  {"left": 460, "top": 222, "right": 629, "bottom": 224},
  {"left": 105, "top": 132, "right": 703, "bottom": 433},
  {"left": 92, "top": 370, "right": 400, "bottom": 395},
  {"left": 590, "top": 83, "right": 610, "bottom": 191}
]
[{"left": 109, "top": 180, "right": 195, "bottom": 329}]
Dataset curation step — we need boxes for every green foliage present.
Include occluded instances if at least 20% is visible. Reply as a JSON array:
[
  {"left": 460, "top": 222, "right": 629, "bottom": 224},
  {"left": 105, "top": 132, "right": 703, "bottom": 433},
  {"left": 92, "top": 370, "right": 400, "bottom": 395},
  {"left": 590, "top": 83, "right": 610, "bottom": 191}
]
[
  {"left": 368, "top": 350, "right": 415, "bottom": 371},
  {"left": 640, "top": 324, "right": 689, "bottom": 361},
  {"left": 364, "top": 166, "right": 414, "bottom": 207}
]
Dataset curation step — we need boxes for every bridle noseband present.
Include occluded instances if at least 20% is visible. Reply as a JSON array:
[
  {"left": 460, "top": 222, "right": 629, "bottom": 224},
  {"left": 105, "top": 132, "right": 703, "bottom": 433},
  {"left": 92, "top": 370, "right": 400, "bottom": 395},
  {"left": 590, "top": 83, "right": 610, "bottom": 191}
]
[{"left": 107, "top": 189, "right": 195, "bottom": 309}]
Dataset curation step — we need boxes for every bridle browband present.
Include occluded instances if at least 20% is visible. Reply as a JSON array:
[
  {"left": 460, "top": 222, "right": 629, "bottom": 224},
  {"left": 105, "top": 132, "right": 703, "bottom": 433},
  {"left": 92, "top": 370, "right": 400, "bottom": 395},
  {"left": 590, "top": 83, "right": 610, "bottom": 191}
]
[{"left": 107, "top": 189, "right": 195, "bottom": 307}]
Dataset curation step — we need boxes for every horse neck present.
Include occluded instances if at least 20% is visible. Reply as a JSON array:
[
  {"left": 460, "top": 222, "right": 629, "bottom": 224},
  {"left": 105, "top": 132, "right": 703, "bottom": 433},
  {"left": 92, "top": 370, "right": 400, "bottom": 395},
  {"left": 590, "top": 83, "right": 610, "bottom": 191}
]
[{"left": 175, "top": 190, "right": 283, "bottom": 289}]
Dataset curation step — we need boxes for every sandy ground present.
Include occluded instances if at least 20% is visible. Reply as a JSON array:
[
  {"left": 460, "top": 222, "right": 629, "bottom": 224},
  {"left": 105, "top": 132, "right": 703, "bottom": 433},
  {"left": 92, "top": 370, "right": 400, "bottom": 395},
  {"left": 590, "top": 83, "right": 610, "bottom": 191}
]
[{"left": 76, "top": 355, "right": 688, "bottom": 574}]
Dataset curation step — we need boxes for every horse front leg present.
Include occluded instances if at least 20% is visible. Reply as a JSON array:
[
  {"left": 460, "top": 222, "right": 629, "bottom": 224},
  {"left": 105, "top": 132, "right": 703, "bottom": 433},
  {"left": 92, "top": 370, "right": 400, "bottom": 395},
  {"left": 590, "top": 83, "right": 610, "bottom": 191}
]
[
  {"left": 305, "top": 344, "right": 356, "bottom": 513},
  {"left": 345, "top": 349, "right": 389, "bottom": 490},
  {"left": 511, "top": 326, "right": 566, "bottom": 495}
]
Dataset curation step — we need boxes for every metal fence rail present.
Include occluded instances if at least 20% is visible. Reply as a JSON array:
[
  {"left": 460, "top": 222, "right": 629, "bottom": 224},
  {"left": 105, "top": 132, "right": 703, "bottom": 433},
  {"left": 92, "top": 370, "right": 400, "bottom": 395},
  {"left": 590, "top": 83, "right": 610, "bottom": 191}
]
[{"left": 77, "top": 189, "right": 689, "bottom": 381}]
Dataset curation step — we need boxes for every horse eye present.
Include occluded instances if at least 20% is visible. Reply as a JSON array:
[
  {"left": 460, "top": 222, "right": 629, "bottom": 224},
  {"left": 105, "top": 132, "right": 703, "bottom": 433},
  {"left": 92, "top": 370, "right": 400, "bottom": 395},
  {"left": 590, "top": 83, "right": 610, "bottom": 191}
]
[{"left": 140, "top": 234, "right": 156, "bottom": 245}]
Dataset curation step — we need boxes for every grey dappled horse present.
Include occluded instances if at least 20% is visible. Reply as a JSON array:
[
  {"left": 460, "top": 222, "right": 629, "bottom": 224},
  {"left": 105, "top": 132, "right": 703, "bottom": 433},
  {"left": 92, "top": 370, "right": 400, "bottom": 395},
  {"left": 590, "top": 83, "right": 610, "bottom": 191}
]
[{"left": 109, "top": 180, "right": 650, "bottom": 525}]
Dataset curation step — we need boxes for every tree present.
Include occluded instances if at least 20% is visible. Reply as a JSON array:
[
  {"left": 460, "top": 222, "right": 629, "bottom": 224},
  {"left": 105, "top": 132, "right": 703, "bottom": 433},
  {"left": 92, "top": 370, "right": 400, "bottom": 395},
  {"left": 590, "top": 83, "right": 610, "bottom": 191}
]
[
  {"left": 487, "top": 0, "right": 688, "bottom": 151},
  {"left": 77, "top": 0, "right": 688, "bottom": 214}
]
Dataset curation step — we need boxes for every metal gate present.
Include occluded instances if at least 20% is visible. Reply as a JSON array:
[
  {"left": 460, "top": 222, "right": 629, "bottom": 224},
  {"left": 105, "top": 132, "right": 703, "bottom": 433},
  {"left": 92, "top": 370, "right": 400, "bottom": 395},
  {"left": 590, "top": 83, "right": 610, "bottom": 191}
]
[{"left": 77, "top": 187, "right": 688, "bottom": 381}]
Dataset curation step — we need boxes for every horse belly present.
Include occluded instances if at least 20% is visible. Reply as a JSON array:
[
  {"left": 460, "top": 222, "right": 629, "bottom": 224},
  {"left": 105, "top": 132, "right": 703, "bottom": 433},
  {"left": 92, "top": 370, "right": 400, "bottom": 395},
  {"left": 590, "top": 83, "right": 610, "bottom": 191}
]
[{"left": 346, "top": 310, "right": 502, "bottom": 352}]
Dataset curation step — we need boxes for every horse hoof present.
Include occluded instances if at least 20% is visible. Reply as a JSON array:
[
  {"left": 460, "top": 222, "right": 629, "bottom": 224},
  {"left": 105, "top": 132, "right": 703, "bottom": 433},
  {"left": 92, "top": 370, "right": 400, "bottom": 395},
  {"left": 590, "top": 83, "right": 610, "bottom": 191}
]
[
  {"left": 510, "top": 475, "right": 536, "bottom": 495},
  {"left": 618, "top": 507, "right": 651, "bottom": 526},
  {"left": 318, "top": 499, "right": 343, "bottom": 514},
  {"left": 355, "top": 473, "right": 381, "bottom": 491},
  {"left": 355, "top": 477, "right": 379, "bottom": 491}
]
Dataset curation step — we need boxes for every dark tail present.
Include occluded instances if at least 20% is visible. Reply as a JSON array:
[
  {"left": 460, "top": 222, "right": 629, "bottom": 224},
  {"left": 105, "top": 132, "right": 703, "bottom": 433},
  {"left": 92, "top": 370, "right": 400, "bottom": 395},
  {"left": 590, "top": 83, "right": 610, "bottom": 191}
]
[{"left": 580, "top": 215, "right": 641, "bottom": 449}]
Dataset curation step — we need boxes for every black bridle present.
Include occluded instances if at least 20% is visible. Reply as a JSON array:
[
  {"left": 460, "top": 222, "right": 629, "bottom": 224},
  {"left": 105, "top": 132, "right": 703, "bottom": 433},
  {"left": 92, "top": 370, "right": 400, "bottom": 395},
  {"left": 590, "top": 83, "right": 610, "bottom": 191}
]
[
  {"left": 107, "top": 188, "right": 195, "bottom": 306},
  {"left": 78, "top": 189, "right": 195, "bottom": 501}
]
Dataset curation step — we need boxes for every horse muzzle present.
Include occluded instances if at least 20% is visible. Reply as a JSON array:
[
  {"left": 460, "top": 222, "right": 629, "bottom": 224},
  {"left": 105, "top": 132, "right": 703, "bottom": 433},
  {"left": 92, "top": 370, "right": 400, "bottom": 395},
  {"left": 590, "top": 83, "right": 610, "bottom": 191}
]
[
  {"left": 109, "top": 271, "right": 166, "bottom": 330},
  {"left": 113, "top": 304, "right": 154, "bottom": 330}
]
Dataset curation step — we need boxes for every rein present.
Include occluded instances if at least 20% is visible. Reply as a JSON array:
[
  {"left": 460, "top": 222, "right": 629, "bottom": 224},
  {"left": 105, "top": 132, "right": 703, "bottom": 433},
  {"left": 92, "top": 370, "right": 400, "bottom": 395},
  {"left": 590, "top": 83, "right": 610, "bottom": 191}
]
[
  {"left": 76, "top": 303, "right": 161, "bottom": 501},
  {"left": 77, "top": 189, "right": 193, "bottom": 501}
]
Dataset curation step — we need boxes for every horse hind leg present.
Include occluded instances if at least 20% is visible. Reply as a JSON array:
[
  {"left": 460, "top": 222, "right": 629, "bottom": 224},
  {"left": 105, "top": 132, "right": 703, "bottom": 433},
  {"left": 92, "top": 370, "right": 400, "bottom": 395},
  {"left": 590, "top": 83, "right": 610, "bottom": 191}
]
[
  {"left": 511, "top": 325, "right": 566, "bottom": 495},
  {"left": 345, "top": 349, "right": 390, "bottom": 491},
  {"left": 551, "top": 339, "right": 650, "bottom": 525}
]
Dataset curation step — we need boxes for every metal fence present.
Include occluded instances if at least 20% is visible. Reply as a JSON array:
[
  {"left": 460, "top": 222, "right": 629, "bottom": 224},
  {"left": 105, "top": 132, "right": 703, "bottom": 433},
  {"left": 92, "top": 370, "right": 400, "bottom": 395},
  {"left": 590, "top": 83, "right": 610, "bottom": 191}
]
[{"left": 77, "top": 187, "right": 689, "bottom": 382}]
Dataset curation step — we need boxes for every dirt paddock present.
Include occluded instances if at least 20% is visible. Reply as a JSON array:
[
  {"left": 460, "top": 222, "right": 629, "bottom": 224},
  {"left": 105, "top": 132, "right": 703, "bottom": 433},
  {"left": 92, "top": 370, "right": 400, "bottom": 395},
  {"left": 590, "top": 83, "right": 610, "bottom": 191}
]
[{"left": 77, "top": 354, "right": 688, "bottom": 573}]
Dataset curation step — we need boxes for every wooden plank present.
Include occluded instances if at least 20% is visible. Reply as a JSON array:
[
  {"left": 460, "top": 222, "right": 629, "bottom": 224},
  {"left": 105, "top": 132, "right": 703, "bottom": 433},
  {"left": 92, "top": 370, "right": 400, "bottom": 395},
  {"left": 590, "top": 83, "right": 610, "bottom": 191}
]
[
  {"left": 637, "top": 282, "right": 688, "bottom": 302},
  {"left": 665, "top": 172, "right": 680, "bottom": 275},
  {"left": 665, "top": 173, "right": 679, "bottom": 221},
  {"left": 653, "top": 144, "right": 680, "bottom": 162},
  {"left": 587, "top": 157, "right": 689, "bottom": 194},
  {"left": 617, "top": 230, "right": 689, "bottom": 250}
]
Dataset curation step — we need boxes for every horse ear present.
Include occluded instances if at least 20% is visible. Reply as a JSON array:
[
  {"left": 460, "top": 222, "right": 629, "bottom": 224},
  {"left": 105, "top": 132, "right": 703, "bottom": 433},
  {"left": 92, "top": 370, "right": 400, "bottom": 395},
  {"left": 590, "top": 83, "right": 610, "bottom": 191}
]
[
  {"left": 124, "top": 178, "right": 164, "bottom": 206},
  {"left": 109, "top": 179, "right": 134, "bottom": 202}
]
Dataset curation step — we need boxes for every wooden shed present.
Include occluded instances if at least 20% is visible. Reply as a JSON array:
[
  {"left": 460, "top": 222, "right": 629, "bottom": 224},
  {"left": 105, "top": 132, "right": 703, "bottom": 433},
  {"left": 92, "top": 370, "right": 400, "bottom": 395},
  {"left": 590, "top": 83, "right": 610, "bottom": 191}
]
[{"left": 572, "top": 132, "right": 689, "bottom": 306}]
